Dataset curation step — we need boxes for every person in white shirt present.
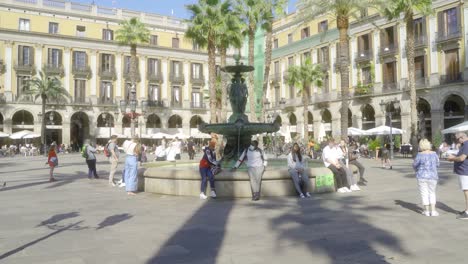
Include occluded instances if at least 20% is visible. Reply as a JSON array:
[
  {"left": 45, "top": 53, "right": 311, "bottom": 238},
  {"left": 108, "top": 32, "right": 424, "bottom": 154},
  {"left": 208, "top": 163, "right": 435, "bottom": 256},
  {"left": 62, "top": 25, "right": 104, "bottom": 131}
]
[
  {"left": 322, "top": 138, "right": 351, "bottom": 193},
  {"left": 122, "top": 137, "right": 141, "bottom": 195},
  {"left": 232, "top": 140, "right": 267, "bottom": 201},
  {"left": 154, "top": 144, "right": 167, "bottom": 161},
  {"left": 287, "top": 143, "right": 311, "bottom": 198}
]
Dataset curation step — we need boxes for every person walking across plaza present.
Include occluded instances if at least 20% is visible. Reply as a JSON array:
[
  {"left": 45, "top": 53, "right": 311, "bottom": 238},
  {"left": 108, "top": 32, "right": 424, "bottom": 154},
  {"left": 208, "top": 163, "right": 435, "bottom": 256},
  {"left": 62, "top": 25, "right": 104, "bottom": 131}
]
[
  {"left": 447, "top": 132, "right": 468, "bottom": 220},
  {"left": 84, "top": 140, "right": 99, "bottom": 179},
  {"left": 381, "top": 143, "right": 392, "bottom": 169},
  {"left": 47, "top": 143, "right": 58, "bottom": 182},
  {"left": 199, "top": 140, "right": 218, "bottom": 199},
  {"left": 413, "top": 139, "right": 440, "bottom": 217},
  {"left": 287, "top": 143, "right": 312, "bottom": 198},
  {"left": 187, "top": 137, "right": 196, "bottom": 160},
  {"left": 123, "top": 136, "right": 141, "bottom": 195},
  {"left": 107, "top": 135, "right": 119, "bottom": 186},
  {"left": 232, "top": 140, "right": 267, "bottom": 201}
]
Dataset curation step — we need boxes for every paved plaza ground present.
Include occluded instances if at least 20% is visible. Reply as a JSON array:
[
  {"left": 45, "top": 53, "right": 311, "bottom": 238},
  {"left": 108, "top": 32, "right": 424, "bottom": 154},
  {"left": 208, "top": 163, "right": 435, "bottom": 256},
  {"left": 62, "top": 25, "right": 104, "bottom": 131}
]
[{"left": 0, "top": 153, "right": 467, "bottom": 264}]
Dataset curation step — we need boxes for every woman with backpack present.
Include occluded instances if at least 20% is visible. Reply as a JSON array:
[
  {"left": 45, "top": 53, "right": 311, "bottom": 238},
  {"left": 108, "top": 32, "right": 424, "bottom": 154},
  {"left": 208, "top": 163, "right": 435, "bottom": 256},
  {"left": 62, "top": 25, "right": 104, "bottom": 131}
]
[
  {"left": 232, "top": 140, "right": 267, "bottom": 201},
  {"left": 83, "top": 140, "right": 99, "bottom": 179}
]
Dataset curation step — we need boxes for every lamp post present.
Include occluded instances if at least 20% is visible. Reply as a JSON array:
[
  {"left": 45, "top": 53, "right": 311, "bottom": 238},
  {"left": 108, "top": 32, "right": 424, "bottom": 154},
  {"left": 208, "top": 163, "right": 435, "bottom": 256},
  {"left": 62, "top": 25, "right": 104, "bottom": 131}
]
[
  {"left": 380, "top": 99, "right": 400, "bottom": 160},
  {"left": 120, "top": 85, "right": 147, "bottom": 137}
]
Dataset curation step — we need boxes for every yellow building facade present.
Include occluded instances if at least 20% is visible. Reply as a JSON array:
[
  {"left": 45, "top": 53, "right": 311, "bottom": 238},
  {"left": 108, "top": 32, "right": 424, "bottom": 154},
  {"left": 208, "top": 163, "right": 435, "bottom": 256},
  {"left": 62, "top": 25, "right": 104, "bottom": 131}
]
[
  {"left": 266, "top": 0, "right": 467, "bottom": 143},
  {"left": 0, "top": 0, "right": 218, "bottom": 146}
]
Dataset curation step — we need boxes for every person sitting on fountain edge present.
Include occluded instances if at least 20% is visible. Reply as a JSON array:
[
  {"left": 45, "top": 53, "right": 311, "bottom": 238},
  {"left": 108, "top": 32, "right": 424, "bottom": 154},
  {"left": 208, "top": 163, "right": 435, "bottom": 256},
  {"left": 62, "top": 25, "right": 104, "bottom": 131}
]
[
  {"left": 232, "top": 140, "right": 267, "bottom": 201},
  {"left": 199, "top": 140, "right": 219, "bottom": 200},
  {"left": 288, "top": 143, "right": 312, "bottom": 198}
]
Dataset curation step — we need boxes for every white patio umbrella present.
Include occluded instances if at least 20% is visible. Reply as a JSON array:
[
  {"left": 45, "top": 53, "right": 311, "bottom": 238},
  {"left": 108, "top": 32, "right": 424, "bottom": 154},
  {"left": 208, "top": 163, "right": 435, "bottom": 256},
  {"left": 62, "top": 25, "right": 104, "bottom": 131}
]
[
  {"left": 23, "top": 133, "right": 41, "bottom": 139},
  {"left": 347, "top": 127, "right": 368, "bottom": 136},
  {"left": 0, "top": 131, "right": 9, "bottom": 138},
  {"left": 441, "top": 121, "right": 468, "bottom": 134},
  {"left": 9, "top": 130, "right": 35, "bottom": 139},
  {"left": 366, "top": 125, "right": 404, "bottom": 135},
  {"left": 190, "top": 132, "right": 211, "bottom": 139},
  {"left": 151, "top": 132, "right": 172, "bottom": 139}
]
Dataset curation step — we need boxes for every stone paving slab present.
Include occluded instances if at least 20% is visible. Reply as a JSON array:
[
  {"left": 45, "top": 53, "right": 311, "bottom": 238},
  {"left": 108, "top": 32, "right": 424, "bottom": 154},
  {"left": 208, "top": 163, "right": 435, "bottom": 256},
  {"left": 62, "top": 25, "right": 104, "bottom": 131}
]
[{"left": 0, "top": 153, "right": 467, "bottom": 264}]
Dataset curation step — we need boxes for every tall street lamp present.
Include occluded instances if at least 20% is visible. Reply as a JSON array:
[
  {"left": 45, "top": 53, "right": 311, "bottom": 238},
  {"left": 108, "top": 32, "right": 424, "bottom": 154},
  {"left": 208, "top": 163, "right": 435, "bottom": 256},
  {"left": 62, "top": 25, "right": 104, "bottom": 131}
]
[
  {"left": 379, "top": 99, "right": 400, "bottom": 160},
  {"left": 120, "top": 86, "right": 146, "bottom": 137}
]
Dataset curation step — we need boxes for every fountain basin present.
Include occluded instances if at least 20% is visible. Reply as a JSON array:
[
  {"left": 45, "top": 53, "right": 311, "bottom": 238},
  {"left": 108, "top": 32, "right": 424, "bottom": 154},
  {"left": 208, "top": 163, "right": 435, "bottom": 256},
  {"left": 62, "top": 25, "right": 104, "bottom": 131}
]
[
  {"left": 143, "top": 160, "right": 360, "bottom": 197},
  {"left": 199, "top": 122, "right": 280, "bottom": 136}
]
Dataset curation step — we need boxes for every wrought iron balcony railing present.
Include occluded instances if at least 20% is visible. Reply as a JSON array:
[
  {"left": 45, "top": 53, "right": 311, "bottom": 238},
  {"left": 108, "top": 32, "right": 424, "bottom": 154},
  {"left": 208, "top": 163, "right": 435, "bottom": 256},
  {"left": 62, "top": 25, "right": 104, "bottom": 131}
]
[
  {"left": 355, "top": 50, "right": 373, "bottom": 63},
  {"left": 43, "top": 64, "right": 64, "bottom": 77},
  {"left": 379, "top": 43, "right": 399, "bottom": 57},
  {"left": 147, "top": 71, "right": 163, "bottom": 83},
  {"left": 72, "top": 65, "right": 92, "bottom": 79}
]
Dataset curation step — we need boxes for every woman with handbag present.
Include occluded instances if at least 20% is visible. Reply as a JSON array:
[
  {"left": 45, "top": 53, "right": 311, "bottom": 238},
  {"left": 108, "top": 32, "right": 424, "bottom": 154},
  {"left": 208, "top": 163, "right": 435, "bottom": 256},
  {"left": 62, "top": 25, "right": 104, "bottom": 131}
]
[
  {"left": 47, "top": 144, "right": 58, "bottom": 182},
  {"left": 199, "top": 140, "right": 218, "bottom": 199}
]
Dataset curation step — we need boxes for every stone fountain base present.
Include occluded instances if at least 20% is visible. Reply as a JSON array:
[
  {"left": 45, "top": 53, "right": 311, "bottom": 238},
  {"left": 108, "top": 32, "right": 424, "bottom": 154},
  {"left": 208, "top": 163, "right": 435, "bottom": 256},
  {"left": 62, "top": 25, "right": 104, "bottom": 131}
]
[{"left": 142, "top": 161, "right": 359, "bottom": 197}]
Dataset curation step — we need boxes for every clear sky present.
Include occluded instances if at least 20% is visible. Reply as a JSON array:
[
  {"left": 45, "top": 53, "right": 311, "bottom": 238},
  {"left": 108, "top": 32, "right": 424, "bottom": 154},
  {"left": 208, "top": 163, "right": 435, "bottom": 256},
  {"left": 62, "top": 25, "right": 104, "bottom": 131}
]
[{"left": 72, "top": 0, "right": 298, "bottom": 19}]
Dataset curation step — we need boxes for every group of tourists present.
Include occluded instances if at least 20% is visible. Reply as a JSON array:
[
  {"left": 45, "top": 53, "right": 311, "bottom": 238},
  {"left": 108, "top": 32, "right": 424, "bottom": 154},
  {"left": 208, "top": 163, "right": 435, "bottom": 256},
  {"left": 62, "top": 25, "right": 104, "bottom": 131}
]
[
  {"left": 413, "top": 132, "right": 468, "bottom": 219},
  {"left": 47, "top": 134, "right": 142, "bottom": 195},
  {"left": 153, "top": 137, "right": 183, "bottom": 161}
]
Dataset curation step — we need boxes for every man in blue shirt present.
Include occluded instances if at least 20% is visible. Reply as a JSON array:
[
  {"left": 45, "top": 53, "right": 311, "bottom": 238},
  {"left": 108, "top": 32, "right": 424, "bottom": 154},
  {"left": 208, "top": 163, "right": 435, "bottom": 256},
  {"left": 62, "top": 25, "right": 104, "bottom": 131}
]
[{"left": 447, "top": 132, "right": 468, "bottom": 220}]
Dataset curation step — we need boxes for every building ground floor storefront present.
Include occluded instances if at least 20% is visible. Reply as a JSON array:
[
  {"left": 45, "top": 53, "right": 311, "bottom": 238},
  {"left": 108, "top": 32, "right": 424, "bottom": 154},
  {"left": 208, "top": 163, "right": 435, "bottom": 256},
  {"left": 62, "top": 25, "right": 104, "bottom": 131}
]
[{"left": 0, "top": 85, "right": 466, "bottom": 147}]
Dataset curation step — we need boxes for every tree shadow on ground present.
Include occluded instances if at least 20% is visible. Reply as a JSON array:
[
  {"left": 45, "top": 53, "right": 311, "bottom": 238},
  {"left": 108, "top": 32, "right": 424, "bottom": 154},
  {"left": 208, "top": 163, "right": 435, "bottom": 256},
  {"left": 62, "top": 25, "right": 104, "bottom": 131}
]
[
  {"left": 0, "top": 211, "right": 89, "bottom": 261},
  {"left": 145, "top": 199, "right": 234, "bottom": 264},
  {"left": 96, "top": 213, "right": 133, "bottom": 230},
  {"left": 249, "top": 195, "right": 408, "bottom": 264},
  {"left": 36, "top": 212, "right": 80, "bottom": 227}
]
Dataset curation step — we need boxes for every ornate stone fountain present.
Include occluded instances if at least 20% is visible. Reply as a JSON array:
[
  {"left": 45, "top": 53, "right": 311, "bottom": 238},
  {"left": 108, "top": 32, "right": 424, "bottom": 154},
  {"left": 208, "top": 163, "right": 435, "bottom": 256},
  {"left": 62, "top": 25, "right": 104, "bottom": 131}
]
[{"left": 198, "top": 57, "right": 280, "bottom": 161}]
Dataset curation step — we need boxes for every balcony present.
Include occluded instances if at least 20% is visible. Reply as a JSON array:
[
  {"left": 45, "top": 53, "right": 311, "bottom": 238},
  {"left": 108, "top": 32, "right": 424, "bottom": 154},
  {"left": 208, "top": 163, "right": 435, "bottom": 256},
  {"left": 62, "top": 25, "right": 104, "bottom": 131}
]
[
  {"left": 147, "top": 72, "right": 163, "bottom": 83},
  {"left": 436, "top": 28, "right": 462, "bottom": 43},
  {"left": 123, "top": 70, "right": 141, "bottom": 83},
  {"left": 379, "top": 43, "right": 398, "bottom": 57},
  {"left": 72, "top": 65, "right": 92, "bottom": 79},
  {"left": 170, "top": 73, "right": 185, "bottom": 84},
  {"left": 147, "top": 100, "right": 165, "bottom": 108},
  {"left": 0, "top": 59, "right": 5, "bottom": 74},
  {"left": 73, "top": 97, "right": 90, "bottom": 105},
  {"left": 99, "top": 67, "right": 116, "bottom": 81},
  {"left": 43, "top": 64, "right": 64, "bottom": 77},
  {"left": 190, "top": 102, "right": 205, "bottom": 109},
  {"left": 353, "top": 82, "right": 374, "bottom": 97},
  {"left": 191, "top": 75, "right": 205, "bottom": 86},
  {"left": 282, "top": 71, "right": 289, "bottom": 83},
  {"left": 318, "top": 60, "right": 330, "bottom": 71},
  {"left": 269, "top": 73, "right": 281, "bottom": 85},
  {"left": 15, "top": 94, "right": 34, "bottom": 103},
  {"left": 14, "top": 63, "right": 35, "bottom": 75},
  {"left": 171, "top": 101, "right": 182, "bottom": 108},
  {"left": 439, "top": 73, "right": 463, "bottom": 84},
  {"left": 414, "top": 35, "right": 428, "bottom": 48},
  {"left": 99, "top": 97, "right": 114, "bottom": 105},
  {"left": 355, "top": 50, "right": 373, "bottom": 64},
  {"left": 382, "top": 82, "right": 399, "bottom": 91}
]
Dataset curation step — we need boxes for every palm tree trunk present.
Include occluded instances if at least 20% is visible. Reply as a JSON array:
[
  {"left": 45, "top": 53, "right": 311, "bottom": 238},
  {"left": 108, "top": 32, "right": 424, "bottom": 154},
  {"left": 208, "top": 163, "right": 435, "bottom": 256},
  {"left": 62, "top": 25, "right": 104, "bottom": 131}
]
[
  {"left": 41, "top": 94, "right": 46, "bottom": 155},
  {"left": 248, "top": 23, "right": 257, "bottom": 122},
  {"left": 406, "top": 12, "right": 418, "bottom": 157},
  {"left": 130, "top": 44, "right": 138, "bottom": 96},
  {"left": 337, "top": 15, "right": 350, "bottom": 139},
  {"left": 261, "top": 28, "right": 273, "bottom": 124},
  {"left": 220, "top": 46, "right": 228, "bottom": 122},
  {"left": 208, "top": 38, "right": 217, "bottom": 124},
  {"left": 303, "top": 83, "right": 310, "bottom": 144}
]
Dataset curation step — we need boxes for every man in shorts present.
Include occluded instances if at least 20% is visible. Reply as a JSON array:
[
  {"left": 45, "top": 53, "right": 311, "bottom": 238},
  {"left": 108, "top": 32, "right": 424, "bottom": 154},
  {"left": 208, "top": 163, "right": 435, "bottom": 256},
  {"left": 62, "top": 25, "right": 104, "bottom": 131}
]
[{"left": 447, "top": 132, "right": 468, "bottom": 220}]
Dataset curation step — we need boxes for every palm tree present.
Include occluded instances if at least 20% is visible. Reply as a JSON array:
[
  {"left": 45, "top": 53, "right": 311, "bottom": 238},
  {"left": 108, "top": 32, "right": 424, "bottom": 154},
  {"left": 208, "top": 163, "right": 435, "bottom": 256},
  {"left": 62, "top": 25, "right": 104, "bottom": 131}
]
[
  {"left": 186, "top": 0, "right": 232, "bottom": 124},
  {"left": 235, "top": 0, "right": 264, "bottom": 122},
  {"left": 286, "top": 58, "right": 323, "bottom": 143},
  {"left": 297, "top": 0, "right": 382, "bottom": 138},
  {"left": 26, "top": 71, "right": 70, "bottom": 154},
  {"left": 383, "top": 0, "right": 432, "bottom": 157},
  {"left": 217, "top": 12, "right": 243, "bottom": 122},
  {"left": 260, "top": 0, "right": 287, "bottom": 123},
  {"left": 115, "top": 17, "right": 150, "bottom": 95}
]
